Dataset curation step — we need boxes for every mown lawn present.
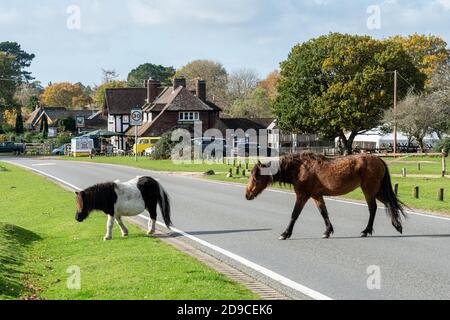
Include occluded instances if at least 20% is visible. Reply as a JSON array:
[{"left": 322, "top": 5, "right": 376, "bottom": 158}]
[
  {"left": 0, "top": 163, "right": 258, "bottom": 300},
  {"left": 385, "top": 156, "right": 447, "bottom": 176},
  {"left": 60, "top": 155, "right": 230, "bottom": 173}
]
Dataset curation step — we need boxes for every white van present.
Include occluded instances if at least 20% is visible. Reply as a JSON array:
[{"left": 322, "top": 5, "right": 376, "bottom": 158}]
[{"left": 71, "top": 137, "right": 94, "bottom": 157}]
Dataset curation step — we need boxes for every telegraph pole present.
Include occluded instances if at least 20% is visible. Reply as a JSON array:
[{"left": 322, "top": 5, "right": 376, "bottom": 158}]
[{"left": 393, "top": 70, "right": 398, "bottom": 156}]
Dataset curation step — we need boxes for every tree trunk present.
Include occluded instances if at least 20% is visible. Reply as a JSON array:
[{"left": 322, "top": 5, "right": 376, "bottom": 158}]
[
  {"left": 339, "top": 131, "right": 358, "bottom": 155},
  {"left": 417, "top": 138, "right": 425, "bottom": 153}
]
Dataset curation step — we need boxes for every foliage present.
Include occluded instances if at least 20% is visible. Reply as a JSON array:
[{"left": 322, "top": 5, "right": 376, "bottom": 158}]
[
  {"left": 258, "top": 70, "right": 280, "bottom": 100},
  {"left": 427, "top": 63, "right": 450, "bottom": 137},
  {"left": 227, "top": 68, "right": 260, "bottom": 102},
  {"left": 175, "top": 60, "right": 229, "bottom": 108},
  {"left": 127, "top": 63, "right": 176, "bottom": 87},
  {"left": 151, "top": 132, "right": 178, "bottom": 160},
  {"left": 273, "top": 32, "right": 425, "bottom": 154},
  {"left": 42, "top": 116, "right": 48, "bottom": 139},
  {"left": 15, "top": 110, "right": 23, "bottom": 134},
  {"left": 14, "top": 81, "right": 43, "bottom": 111},
  {"left": 228, "top": 87, "right": 273, "bottom": 118},
  {"left": 434, "top": 138, "right": 450, "bottom": 154},
  {"left": 384, "top": 92, "right": 437, "bottom": 152},
  {"left": 59, "top": 117, "right": 76, "bottom": 133},
  {"left": 41, "top": 82, "right": 91, "bottom": 109},
  {"left": 390, "top": 34, "right": 450, "bottom": 83},
  {"left": 94, "top": 80, "right": 127, "bottom": 110},
  {"left": 0, "top": 53, "right": 19, "bottom": 111},
  {"left": 0, "top": 41, "right": 35, "bottom": 82},
  {"left": 56, "top": 132, "right": 72, "bottom": 145}
]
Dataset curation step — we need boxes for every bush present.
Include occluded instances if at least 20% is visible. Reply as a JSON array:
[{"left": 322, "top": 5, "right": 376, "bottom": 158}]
[
  {"left": 56, "top": 132, "right": 72, "bottom": 145},
  {"left": 151, "top": 132, "right": 179, "bottom": 160},
  {"left": 434, "top": 138, "right": 450, "bottom": 155}
]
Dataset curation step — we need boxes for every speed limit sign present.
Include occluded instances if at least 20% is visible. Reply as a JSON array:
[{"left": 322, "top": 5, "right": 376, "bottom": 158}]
[{"left": 130, "top": 109, "right": 143, "bottom": 126}]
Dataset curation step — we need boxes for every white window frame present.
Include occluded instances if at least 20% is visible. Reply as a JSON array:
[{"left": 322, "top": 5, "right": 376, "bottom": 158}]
[{"left": 179, "top": 112, "right": 199, "bottom": 121}]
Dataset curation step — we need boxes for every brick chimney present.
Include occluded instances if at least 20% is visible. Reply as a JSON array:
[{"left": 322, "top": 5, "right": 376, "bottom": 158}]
[
  {"left": 173, "top": 78, "right": 186, "bottom": 89},
  {"left": 146, "top": 79, "right": 160, "bottom": 103},
  {"left": 196, "top": 79, "right": 206, "bottom": 102}
]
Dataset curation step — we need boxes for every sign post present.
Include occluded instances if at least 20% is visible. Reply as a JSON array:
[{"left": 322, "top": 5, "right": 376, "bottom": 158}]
[{"left": 130, "top": 108, "right": 143, "bottom": 162}]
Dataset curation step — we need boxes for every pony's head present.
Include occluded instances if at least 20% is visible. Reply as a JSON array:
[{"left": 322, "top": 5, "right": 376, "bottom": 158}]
[
  {"left": 246, "top": 161, "right": 273, "bottom": 200},
  {"left": 75, "top": 191, "right": 90, "bottom": 222}
]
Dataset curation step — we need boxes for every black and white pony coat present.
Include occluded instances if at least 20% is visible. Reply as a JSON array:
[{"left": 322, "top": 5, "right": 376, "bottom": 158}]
[{"left": 75, "top": 176, "right": 171, "bottom": 240}]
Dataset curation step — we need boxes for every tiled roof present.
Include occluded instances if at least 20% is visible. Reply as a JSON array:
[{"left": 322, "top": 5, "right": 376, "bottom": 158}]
[{"left": 104, "top": 88, "right": 147, "bottom": 115}]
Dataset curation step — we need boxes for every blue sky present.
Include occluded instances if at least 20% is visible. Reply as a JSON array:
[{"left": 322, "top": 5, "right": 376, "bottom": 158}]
[{"left": 1, "top": 0, "right": 449, "bottom": 86}]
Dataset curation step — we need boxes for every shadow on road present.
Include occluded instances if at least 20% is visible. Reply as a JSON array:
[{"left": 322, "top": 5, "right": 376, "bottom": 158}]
[{"left": 290, "top": 234, "right": 450, "bottom": 240}]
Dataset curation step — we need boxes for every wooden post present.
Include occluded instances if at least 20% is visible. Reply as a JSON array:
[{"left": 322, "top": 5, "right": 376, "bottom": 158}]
[
  {"left": 442, "top": 150, "right": 447, "bottom": 177},
  {"left": 236, "top": 167, "right": 240, "bottom": 175},
  {"left": 413, "top": 186, "right": 419, "bottom": 199},
  {"left": 438, "top": 188, "right": 444, "bottom": 201},
  {"left": 394, "top": 183, "right": 399, "bottom": 196},
  {"left": 402, "top": 168, "right": 407, "bottom": 177},
  {"left": 417, "top": 163, "right": 421, "bottom": 171},
  {"left": 242, "top": 169, "right": 246, "bottom": 177},
  {"left": 228, "top": 168, "right": 233, "bottom": 178}
]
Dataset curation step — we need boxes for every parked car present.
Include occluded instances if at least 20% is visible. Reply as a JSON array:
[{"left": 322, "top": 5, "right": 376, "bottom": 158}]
[
  {"left": 0, "top": 142, "right": 26, "bottom": 155},
  {"left": 143, "top": 146, "right": 156, "bottom": 156},
  {"left": 231, "top": 142, "right": 273, "bottom": 157},
  {"left": 191, "top": 138, "right": 228, "bottom": 157},
  {"left": 133, "top": 137, "right": 161, "bottom": 155},
  {"left": 51, "top": 144, "right": 70, "bottom": 156}
]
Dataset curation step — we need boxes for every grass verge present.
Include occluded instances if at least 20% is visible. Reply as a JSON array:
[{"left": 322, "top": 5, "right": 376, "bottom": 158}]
[{"left": 0, "top": 162, "right": 258, "bottom": 300}]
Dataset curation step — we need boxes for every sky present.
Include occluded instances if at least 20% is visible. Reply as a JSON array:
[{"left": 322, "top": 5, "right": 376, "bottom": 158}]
[{"left": 1, "top": 0, "right": 450, "bottom": 87}]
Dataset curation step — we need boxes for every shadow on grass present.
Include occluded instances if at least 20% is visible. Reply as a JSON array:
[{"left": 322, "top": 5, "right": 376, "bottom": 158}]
[{"left": 0, "top": 223, "right": 42, "bottom": 299}]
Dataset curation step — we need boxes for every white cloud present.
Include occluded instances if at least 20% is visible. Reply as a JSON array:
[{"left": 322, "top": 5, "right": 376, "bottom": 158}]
[
  {"left": 128, "top": 0, "right": 258, "bottom": 25},
  {"left": 436, "top": 0, "right": 450, "bottom": 10}
]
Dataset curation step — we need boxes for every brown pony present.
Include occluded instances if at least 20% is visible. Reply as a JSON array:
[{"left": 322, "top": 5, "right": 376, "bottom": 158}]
[{"left": 246, "top": 153, "right": 406, "bottom": 240}]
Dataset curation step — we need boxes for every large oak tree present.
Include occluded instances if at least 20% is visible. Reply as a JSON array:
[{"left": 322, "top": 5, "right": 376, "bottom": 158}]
[{"left": 273, "top": 33, "right": 426, "bottom": 154}]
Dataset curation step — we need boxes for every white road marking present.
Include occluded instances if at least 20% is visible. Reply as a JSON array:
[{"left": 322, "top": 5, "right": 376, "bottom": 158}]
[
  {"left": 31, "top": 163, "right": 56, "bottom": 166},
  {"left": 6, "top": 160, "right": 333, "bottom": 300}
]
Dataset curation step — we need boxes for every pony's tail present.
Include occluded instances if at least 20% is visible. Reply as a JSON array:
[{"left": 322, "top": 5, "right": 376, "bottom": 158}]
[
  {"left": 157, "top": 182, "right": 172, "bottom": 228},
  {"left": 378, "top": 160, "right": 407, "bottom": 233}
]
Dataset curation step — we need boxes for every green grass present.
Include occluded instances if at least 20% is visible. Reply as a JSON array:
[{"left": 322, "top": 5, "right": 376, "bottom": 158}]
[
  {"left": 60, "top": 155, "right": 230, "bottom": 173},
  {"left": 0, "top": 163, "right": 258, "bottom": 300},
  {"left": 385, "top": 156, "right": 447, "bottom": 176}
]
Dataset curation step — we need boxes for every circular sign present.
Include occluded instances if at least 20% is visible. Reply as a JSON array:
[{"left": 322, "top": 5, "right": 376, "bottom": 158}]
[{"left": 131, "top": 110, "right": 142, "bottom": 122}]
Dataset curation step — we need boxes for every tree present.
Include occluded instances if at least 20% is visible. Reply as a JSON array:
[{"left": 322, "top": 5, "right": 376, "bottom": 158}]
[
  {"left": 15, "top": 110, "right": 24, "bottom": 134},
  {"left": 228, "top": 87, "right": 273, "bottom": 118},
  {"left": 0, "top": 41, "right": 35, "bottom": 82},
  {"left": 127, "top": 63, "right": 176, "bottom": 87},
  {"left": 59, "top": 117, "right": 76, "bottom": 132},
  {"left": 273, "top": 33, "right": 425, "bottom": 154},
  {"left": 14, "top": 81, "right": 43, "bottom": 111},
  {"left": 390, "top": 34, "right": 450, "bottom": 83},
  {"left": 258, "top": 70, "right": 280, "bottom": 100},
  {"left": 102, "top": 69, "right": 120, "bottom": 83},
  {"left": 428, "top": 63, "right": 450, "bottom": 137},
  {"left": 42, "top": 115, "right": 49, "bottom": 139},
  {"left": 228, "top": 68, "right": 260, "bottom": 101},
  {"left": 384, "top": 92, "right": 437, "bottom": 153},
  {"left": 41, "top": 82, "right": 90, "bottom": 109},
  {"left": 0, "top": 53, "right": 19, "bottom": 125},
  {"left": 175, "top": 60, "right": 228, "bottom": 108},
  {"left": 93, "top": 80, "right": 127, "bottom": 111}
]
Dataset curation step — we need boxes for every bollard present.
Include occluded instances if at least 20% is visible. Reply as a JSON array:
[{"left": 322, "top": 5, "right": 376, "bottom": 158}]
[
  {"left": 413, "top": 186, "right": 419, "bottom": 199},
  {"left": 394, "top": 183, "right": 399, "bottom": 196},
  {"left": 438, "top": 188, "right": 444, "bottom": 201},
  {"left": 417, "top": 163, "right": 421, "bottom": 171},
  {"left": 242, "top": 169, "right": 246, "bottom": 177},
  {"left": 402, "top": 168, "right": 407, "bottom": 177},
  {"left": 236, "top": 167, "right": 240, "bottom": 175},
  {"left": 246, "top": 162, "right": 249, "bottom": 170},
  {"left": 227, "top": 168, "right": 233, "bottom": 178}
]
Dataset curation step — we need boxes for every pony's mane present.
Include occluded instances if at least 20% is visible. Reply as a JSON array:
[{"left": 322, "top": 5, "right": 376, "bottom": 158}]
[
  {"left": 273, "top": 152, "right": 328, "bottom": 184},
  {"left": 81, "top": 182, "right": 117, "bottom": 213}
]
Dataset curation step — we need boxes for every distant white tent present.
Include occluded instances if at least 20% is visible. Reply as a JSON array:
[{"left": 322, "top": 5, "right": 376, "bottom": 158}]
[{"left": 335, "top": 128, "right": 440, "bottom": 150}]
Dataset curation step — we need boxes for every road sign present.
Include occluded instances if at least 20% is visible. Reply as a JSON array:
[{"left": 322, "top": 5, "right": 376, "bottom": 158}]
[
  {"left": 130, "top": 109, "right": 143, "bottom": 126},
  {"left": 75, "top": 116, "right": 85, "bottom": 128}
]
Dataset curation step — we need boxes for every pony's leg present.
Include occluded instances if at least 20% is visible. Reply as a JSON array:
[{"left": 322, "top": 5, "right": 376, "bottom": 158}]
[
  {"left": 104, "top": 215, "right": 114, "bottom": 241},
  {"left": 361, "top": 197, "right": 377, "bottom": 237},
  {"left": 279, "top": 195, "right": 309, "bottom": 240},
  {"left": 147, "top": 199, "right": 157, "bottom": 235},
  {"left": 312, "top": 196, "right": 334, "bottom": 239},
  {"left": 115, "top": 216, "right": 129, "bottom": 237}
]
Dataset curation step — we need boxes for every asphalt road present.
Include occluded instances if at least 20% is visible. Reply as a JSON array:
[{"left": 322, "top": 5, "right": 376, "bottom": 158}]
[{"left": 3, "top": 157, "right": 450, "bottom": 300}]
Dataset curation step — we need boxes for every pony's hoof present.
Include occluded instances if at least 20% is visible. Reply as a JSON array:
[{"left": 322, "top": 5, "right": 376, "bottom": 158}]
[
  {"left": 360, "top": 233, "right": 368, "bottom": 238},
  {"left": 122, "top": 233, "right": 128, "bottom": 237},
  {"left": 103, "top": 236, "right": 112, "bottom": 241},
  {"left": 279, "top": 233, "right": 291, "bottom": 240},
  {"left": 147, "top": 229, "right": 156, "bottom": 235},
  {"left": 322, "top": 234, "right": 330, "bottom": 239}
]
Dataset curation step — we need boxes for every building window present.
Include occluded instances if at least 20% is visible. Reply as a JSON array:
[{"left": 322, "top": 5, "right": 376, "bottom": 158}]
[
  {"left": 179, "top": 112, "right": 199, "bottom": 121},
  {"left": 123, "top": 115, "right": 130, "bottom": 123}
]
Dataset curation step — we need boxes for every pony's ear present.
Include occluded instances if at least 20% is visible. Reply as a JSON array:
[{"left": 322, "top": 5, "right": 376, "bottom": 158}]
[
  {"left": 257, "top": 160, "right": 262, "bottom": 166},
  {"left": 75, "top": 191, "right": 79, "bottom": 195}
]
